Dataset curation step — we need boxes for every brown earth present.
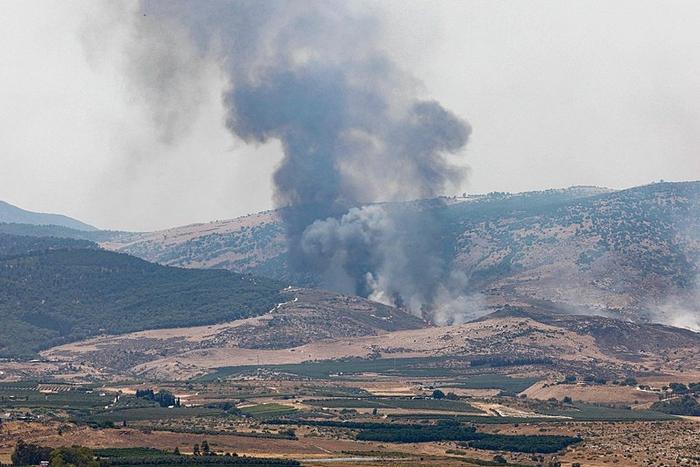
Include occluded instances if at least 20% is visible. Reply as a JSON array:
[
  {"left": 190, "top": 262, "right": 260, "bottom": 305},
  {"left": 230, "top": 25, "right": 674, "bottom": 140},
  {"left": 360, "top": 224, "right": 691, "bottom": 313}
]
[{"left": 37, "top": 307, "right": 700, "bottom": 382}]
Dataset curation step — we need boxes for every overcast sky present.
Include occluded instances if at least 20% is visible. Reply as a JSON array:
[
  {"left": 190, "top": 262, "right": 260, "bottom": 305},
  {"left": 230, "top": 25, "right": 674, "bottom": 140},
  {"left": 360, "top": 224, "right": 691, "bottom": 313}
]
[{"left": 1, "top": 1, "right": 699, "bottom": 231}]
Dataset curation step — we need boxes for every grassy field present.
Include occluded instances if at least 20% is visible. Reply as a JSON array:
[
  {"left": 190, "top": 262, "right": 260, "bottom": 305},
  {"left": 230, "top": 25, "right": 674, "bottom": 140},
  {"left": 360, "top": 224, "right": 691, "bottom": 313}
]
[
  {"left": 197, "top": 358, "right": 542, "bottom": 388},
  {"left": 238, "top": 403, "right": 297, "bottom": 418},
  {"left": 85, "top": 406, "right": 223, "bottom": 423},
  {"left": 543, "top": 402, "right": 677, "bottom": 421},
  {"left": 0, "top": 384, "right": 111, "bottom": 410},
  {"left": 444, "top": 375, "right": 539, "bottom": 393},
  {"left": 304, "top": 397, "right": 483, "bottom": 413}
]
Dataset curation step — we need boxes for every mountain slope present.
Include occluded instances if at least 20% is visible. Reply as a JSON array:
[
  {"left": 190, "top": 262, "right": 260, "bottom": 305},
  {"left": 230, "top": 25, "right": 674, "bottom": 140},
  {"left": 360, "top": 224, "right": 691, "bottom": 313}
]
[
  {"left": 0, "top": 200, "right": 97, "bottom": 231},
  {"left": 0, "top": 222, "right": 118, "bottom": 242},
  {"left": 0, "top": 234, "right": 285, "bottom": 357},
  {"left": 0, "top": 232, "right": 96, "bottom": 258},
  {"left": 103, "top": 182, "right": 700, "bottom": 323}
]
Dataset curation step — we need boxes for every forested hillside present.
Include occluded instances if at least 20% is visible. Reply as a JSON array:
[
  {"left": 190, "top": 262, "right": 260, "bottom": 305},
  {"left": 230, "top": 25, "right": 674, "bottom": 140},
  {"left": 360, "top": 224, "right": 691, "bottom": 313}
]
[
  {"left": 0, "top": 234, "right": 285, "bottom": 357},
  {"left": 0, "top": 233, "right": 96, "bottom": 258}
]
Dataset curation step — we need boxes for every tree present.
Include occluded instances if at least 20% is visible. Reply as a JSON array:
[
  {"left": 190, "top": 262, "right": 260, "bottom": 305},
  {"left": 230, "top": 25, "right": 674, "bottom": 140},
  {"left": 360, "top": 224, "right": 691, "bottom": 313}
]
[
  {"left": 193, "top": 444, "right": 200, "bottom": 456},
  {"left": 624, "top": 377, "right": 638, "bottom": 387},
  {"left": 432, "top": 390, "right": 445, "bottom": 399},
  {"left": 11, "top": 440, "right": 52, "bottom": 466},
  {"left": 173, "top": 447, "right": 180, "bottom": 455},
  {"left": 201, "top": 440, "right": 210, "bottom": 456},
  {"left": 49, "top": 446, "right": 99, "bottom": 467},
  {"left": 445, "top": 392, "right": 459, "bottom": 400},
  {"left": 670, "top": 382, "right": 688, "bottom": 394},
  {"left": 372, "top": 408, "right": 378, "bottom": 415}
]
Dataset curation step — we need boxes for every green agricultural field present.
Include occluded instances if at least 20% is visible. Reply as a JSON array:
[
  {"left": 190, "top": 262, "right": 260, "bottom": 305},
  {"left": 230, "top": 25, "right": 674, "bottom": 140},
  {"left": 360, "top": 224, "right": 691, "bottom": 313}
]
[
  {"left": 238, "top": 403, "right": 297, "bottom": 418},
  {"left": 0, "top": 385, "right": 111, "bottom": 410},
  {"left": 199, "top": 356, "right": 475, "bottom": 380},
  {"left": 95, "top": 448, "right": 171, "bottom": 458},
  {"left": 444, "top": 374, "right": 540, "bottom": 393},
  {"left": 304, "top": 397, "right": 482, "bottom": 413},
  {"left": 84, "top": 406, "right": 223, "bottom": 423}
]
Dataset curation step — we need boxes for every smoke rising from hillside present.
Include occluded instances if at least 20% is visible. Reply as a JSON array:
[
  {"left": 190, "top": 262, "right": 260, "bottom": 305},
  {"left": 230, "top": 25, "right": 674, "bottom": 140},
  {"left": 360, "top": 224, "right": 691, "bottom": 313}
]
[{"left": 136, "top": 0, "right": 476, "bottom": 321}]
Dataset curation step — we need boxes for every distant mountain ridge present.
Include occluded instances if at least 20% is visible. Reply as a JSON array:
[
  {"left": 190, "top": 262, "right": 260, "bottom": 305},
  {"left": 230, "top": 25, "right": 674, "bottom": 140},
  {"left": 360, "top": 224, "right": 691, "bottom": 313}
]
[
  {"left": 101, "top": 182, "right": 700, "bottom": 325},
  {"left": 0, "top": 200, "right": 97, "bottom": 231}
]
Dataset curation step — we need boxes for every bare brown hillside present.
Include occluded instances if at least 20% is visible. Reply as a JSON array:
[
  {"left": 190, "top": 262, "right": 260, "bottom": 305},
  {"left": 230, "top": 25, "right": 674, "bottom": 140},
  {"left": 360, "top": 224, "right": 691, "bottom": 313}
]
[{"left": 39, "top": 304, "right": 700, "bottom": 381}]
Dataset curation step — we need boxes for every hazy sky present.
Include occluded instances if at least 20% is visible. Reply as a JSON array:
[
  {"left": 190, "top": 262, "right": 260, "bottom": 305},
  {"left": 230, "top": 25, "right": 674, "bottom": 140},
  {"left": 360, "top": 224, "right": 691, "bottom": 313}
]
[{"left": 1, "top": 1, "right": 699, "bottom": 231}]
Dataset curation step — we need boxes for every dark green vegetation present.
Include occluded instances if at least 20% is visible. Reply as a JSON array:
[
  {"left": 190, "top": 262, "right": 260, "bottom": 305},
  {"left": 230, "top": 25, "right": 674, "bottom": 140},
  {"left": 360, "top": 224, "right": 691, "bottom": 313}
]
[
  {"left": 355, "top": 423, "right": 481, "bottom": 443},
  {"left": 651, "top": 396, "right": 700, "bottom": 416},
  {"left": 10, "top": 441, "right": 300, "bottom": 467},
  {"left": 269, "top": 418, "right": 580, "bottom": 453},
  {"left": 95, "top": 445, "right": 301, "bottom": 466},
  {"left": 460, "top": 434, "right": 582, "bottom": 454},
  {"left": 82, "top": 406, "right": 223, "bottom": 424},
  {"left": 359, "top": 425, "right": 580, "bottom": 453},
  {"left": 237, "top": 403, "right": 297, "bottom": 418},
  {"left": 11, "top": 441, "right": 100, "bottom": 467},
  {"left": 136, "top": 389, "right": 180, "bottom": 408},
  {"left": 94, "top": 449, "right": 171, "bottom": 458},
  {"left": 0, "top": 232, "right": 95, "bottom": 257},
  {"left": 200, "top": 357, "right": 540, "bottom": 387},
  {"left": 11, "top": 439, "right": 53, "bottom": 466},
  {"left": 443, "top": 374, "right": 539, "bottom": 393},
  {"left": 304, "top": 397, "right": 481, "bottom": 413},
  {"left": 0, "top": 234, "right": 285, "bottom": 357},
  {"left": 102, "top": 456, "right": 300, "bottom": 466},
  {"left": 0, "top": 382, "right": 110, "bottom": 410}
]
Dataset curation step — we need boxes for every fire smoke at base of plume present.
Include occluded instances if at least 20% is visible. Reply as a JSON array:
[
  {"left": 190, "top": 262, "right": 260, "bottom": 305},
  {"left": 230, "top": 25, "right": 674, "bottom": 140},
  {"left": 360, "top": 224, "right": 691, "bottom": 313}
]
[{"left": 131, "top": 0, "right": 481, "bottom": 323}]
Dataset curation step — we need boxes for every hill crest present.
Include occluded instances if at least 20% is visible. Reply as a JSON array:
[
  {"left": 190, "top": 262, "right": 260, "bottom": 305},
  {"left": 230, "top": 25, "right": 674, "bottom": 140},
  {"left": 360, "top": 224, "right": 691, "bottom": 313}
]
[{"left": 0, "top": 200, "right": 97, "bottom": 231}]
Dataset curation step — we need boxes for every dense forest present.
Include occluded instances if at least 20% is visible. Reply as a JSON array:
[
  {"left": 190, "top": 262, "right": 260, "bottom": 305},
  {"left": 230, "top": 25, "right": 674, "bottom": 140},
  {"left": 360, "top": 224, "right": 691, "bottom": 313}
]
[
  {"left": 0, "top": 234, "right": 285, "bottom": 357},
  {"left": 0, "top": 232, "right": 96, "bottom": 257}
]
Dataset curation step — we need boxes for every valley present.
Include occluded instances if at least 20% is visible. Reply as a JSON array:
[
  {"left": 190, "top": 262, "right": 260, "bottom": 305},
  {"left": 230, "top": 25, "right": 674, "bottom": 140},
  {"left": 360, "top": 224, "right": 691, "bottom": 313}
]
[{"left": 1, "top": 182, "right": 699, "bottom": 466}]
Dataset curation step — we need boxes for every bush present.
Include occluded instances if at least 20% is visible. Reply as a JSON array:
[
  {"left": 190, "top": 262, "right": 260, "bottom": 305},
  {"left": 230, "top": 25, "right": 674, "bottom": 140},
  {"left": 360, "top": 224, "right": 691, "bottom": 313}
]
[
  {"left": 651, "top": 396, "right": 700, "bottom": 416},
  {"left": 11, "top": 440, "right": 52, "bottom": 466},
  {"left": 50, "top": 446, "right": 99, "bottom": 467},
  {"left": 624, "top": 377, "right": 638, "bottom": 387},
  {"left": 669, "top": 383, "right": 689, "bottom": 394}
]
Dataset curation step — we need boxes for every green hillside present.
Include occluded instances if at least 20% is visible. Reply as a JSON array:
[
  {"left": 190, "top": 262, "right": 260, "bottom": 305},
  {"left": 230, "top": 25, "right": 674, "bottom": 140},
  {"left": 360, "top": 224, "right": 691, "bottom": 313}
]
[
  {"left": 0, "top": 232, "right": 96, "bottom": 258},
  {"left": 0, "top": 235, "right": 285, "bottom": 357}
]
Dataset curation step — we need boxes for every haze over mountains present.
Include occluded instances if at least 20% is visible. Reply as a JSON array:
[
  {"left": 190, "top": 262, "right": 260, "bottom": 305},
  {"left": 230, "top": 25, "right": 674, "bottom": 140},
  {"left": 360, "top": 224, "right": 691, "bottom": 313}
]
[{"left": 0, "top": 200, "right": 97, "bottom": 231}]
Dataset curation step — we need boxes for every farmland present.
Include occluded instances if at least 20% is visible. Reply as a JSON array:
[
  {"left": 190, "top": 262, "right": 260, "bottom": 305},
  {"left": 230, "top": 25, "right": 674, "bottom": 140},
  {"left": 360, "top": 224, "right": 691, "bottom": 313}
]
[{"left": 2, "top": 371, "right": 697, "bottom": 467}]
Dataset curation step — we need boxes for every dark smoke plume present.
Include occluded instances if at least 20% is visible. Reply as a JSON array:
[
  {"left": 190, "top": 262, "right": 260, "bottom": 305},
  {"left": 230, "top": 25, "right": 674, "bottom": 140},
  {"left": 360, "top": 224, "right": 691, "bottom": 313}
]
[{"left": 139, "top": 0, "right": 478, "bottom": 321}]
